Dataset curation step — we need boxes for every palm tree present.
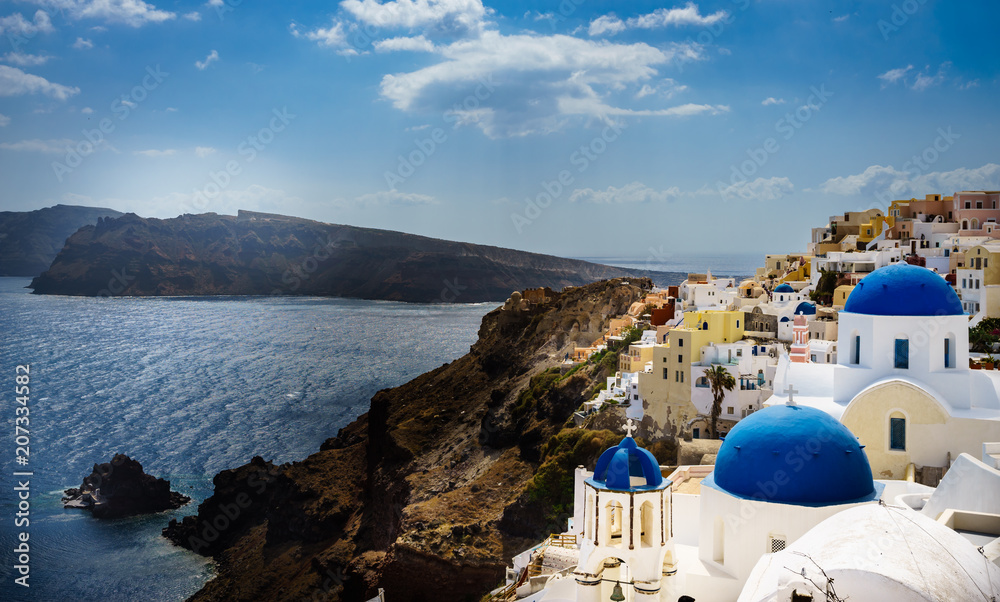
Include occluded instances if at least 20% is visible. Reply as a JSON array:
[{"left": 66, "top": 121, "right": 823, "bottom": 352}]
[{"left": 705, "top": 365, "right": 736, "bottom": 439}]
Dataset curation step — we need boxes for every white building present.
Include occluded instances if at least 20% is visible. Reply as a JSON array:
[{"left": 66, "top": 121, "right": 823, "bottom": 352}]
[
  {"left": 767, "top": 262, "right": 1000, "bottom": 480},
  {"left": 690, "top": 341, "right": 778, "bottom": 423},
  {"left": 496, "top": 405, "right": 1000, "bottom": 601}
]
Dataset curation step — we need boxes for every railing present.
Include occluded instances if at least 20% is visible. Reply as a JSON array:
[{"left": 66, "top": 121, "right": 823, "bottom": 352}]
[{"left": 484, "top": 533, "right": 578, "bottom": 601}]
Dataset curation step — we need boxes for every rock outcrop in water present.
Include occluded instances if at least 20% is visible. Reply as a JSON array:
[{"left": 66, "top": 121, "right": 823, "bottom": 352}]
[
  {"left": 29, "top": 210, "right": 680, "bottom": 302},
  {"left": 163, "top": 278, "right": 667, "bottom": 601},
  {"left": 63, "top": 454, "right": 190, "bottom": 519},
  {"left": 0, "top": 204, "right": 123, "bottom": 277}
]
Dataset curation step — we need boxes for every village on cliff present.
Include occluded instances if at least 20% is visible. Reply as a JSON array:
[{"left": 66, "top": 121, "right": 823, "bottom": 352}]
[{"left": 485, "top": 190, "right": 1000, "bottom": 602}]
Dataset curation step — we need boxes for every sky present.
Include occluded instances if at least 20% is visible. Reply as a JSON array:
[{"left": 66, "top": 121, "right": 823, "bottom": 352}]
[{"left": 0, "top": 0, "right": 998, "bottom": 262}]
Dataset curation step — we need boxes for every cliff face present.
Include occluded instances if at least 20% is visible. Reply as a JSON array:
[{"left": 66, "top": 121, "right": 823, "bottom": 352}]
[
  {"left": 29, "top": 210, "right": 680, "bottom": 302},
  {"left": 0, "top": 204, "right": 123, "bottom": 277},
  {"left": 163, "top": 278, "right": 652, "bottom": 601}
]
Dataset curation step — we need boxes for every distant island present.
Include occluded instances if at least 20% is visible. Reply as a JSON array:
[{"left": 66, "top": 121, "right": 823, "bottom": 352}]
[
  {"left": 0, "top": 204, "right": 123, "bottom": 277},
  {"left": 28, "top": 209, "right": 682, "bottom": 303}
]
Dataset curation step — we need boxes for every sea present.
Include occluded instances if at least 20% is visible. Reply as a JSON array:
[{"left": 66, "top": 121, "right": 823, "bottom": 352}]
[
  {"left": 0, "top": 278, "right": 495, "bottom": 602},
  {"left": 580, "top": 253, "right": 760, "bottom": 280},
  {"left": 0, "top": 253, "right": 757, "bottom": 601}
]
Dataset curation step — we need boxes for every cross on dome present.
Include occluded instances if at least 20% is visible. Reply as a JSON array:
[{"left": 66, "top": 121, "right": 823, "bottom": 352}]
[
  {"left": 623, "top": 418, "right": 638, "bottom": 438},
  {"left": 784, "top": 384, "right": 798, "bottom": 405}
]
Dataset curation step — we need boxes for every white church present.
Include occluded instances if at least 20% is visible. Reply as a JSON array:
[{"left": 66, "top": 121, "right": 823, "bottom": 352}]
[
  {"left": 493, "top": 264, "right": 1000, "bottom": 601},
  {"left": 497, "top": 406, "right": 1000, "bottom": 601},
  {"left": 766, "top": 262, "right": 1000, "bottom": 479}
]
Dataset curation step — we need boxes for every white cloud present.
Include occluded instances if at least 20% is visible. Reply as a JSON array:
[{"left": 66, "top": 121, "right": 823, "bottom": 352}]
[
  {"left": 717, "top": 176, "right": 793, "bottom": 201},
  {"left": 194, "top": 146, "right": 216, "bottom": 157},
  {"left": 379, "top": 31, "right": 717, "bottom": 137},
  {"left": 761, "top": 96, "right": 785, "bottom": 106},
  {"left": 570, "top": 182, "right": 681, "bottom": 204},
  {"left": 72, "top": 37, "right": 94, "bottom": 49},
  {"left": 206, "top": 0, "right": 224, "bottom": 6},
  {"left": 32, "top": 0, "right": 175, "bottom": 27},
  {"left": 911, "top": 64, "right": 947, "bottom": 91},
  {"left": 183, "top": 11, "right": 201, "bottom": 21},
  {"left": 0, "top": 11, "right": 54, "bottom": 37},
  {"left": 877, "top": 64, "right": 912, "bottom": 87},
  {"left": 351, "top": 190, "right": 437, "bottom": 206},
  {"left": 120, "top": 98, "right": 137, "bottom": 108},
  {"left": 589, "top": 3, "right": 727, "bottom": 36},
  {"left": 291, "top": 20, "right": 348, "bottom": 48},
  {"left": 340, "top": 0, "right": 487, "bottom": 36},
  {"left": 0, "top": 113, "right": 10, "bottom": 127},
  {"left": 81, "top": 106, "right": 94, "bottom": 113},
  {"left": 374, "top": 35, "right": 435, "bottom": 52},
  {"left": 1, "top": 52, "right": 53, "bottom": 67},
  {"left": 134, "top": 148, "right": 176, "bottom": 157},
  {"left": 588, "top": 14, "right": 625, "bottom": 36},
  {"left": 0, "top": 138, "right": 76, "bottom": 153},
  {"left": 820, "top": 163, "right": 1000, "bottom": 199},
  {"left": 165, "top": 106, "right": 178, "bottom": 112},
  {"left": 833, "top": 14, "right": 850, "bottom": 23},
  {"left": 0, "top": 65, "right": 79, "bottom": 100},
  {"left": 195, "top": 49, "right": 219, "bottom": 70}
]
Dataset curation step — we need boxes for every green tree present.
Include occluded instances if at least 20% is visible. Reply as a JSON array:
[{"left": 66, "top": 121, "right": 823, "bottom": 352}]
[{"left": 705, "top": 364, "right": 736, "bottom": 439}]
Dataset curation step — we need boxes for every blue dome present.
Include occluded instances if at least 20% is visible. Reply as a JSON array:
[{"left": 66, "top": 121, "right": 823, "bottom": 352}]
[
  {"left": 794, "top": 301, "right": 817, "bottom": 315},
  {"left": 590, "top": 437, "right": 665, "bottom": 491},
  {"left": 709, "top": 405, "right": 879, "bottom": 506},
  {"left": 844, "top": 263, "right": 963, "bottom": 316},
  {"left": 774, "top": 283, "right": 795, "bottom": 293}
]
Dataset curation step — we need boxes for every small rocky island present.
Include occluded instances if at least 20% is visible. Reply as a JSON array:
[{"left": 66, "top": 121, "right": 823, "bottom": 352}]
[{"left": 63, "top": 454, "right": 190, "bottom": 519}]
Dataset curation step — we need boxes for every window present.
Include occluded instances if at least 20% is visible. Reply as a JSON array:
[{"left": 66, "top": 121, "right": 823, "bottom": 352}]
[
  {"left": 736, "top": 320, "right": 740, "bottom": 328},
  {"left": 678, "top": 355, "right": 683, "bottom": 363},
  {"left": 811, "top": 354, "right": 817, "bottom": 362},
  {"left": 768, "top": 535, "right": 786, "bottom": 553},
  {"left": 853, "top": 335, "right": 861, "bottom": 365},
  {"left": 894, "top": 339, "right": 909, "bottom": 369},
  {"left": 890, "top": 416, "right": 906, "bottom": 451},
  {"left": 727, "top": 407, "right": 734, "bottom": 415},
  {"left": 634, "top": 394, "right": 639, "bottom": 401},
  {"left": 944, "top": 337, "right": 953, "bottom": 369},
  {"left": 679, "top": 339, "right": 684, "bottom": 347},
  {"left": 680, "top": 372, "right": 685, "bottom": 383},
  {"left": 663, "top": 368, "right": 668, "bottom": 380},
  {"left": 696, "top": 376, "right": 710, "bottom": 388}
]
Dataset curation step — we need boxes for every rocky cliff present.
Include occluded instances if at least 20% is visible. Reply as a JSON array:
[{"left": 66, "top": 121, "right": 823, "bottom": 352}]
[
  {"left": 0, "top": 204, "right": 123, "bottom": 277},
  {"left": 29, "top": 210, "right": 680, "bottom": 302},
  {"left": 163, "top": 278, "right": 669, "bottom": 601}
]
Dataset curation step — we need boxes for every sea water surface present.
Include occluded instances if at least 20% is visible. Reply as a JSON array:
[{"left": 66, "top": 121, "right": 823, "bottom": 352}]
[{"left": 0, "top": 278, "right": 494, "bottom": 601}]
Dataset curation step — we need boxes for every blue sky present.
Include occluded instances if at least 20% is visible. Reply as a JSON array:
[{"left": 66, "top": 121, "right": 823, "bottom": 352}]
[{"left": 0, "top": 0, "right": 998, "bottom": 260}]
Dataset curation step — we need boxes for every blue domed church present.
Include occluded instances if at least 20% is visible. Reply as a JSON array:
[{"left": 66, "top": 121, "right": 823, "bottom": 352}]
[
  {"left": 569, "top": 405, "right": 885, "bottom": 602},
  {"left": 768, "top": 263, "right": 1000, "bottom": 480}
]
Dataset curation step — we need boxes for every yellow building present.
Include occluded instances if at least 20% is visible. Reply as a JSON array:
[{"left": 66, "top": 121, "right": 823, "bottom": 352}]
[
  {"left": 619, "top": 342, "right": 655, "bottom": 373},
  {"left": 832, "top": 284, "right": 855, "bottom": 310},
  {"left": 638, "top": 310, "right": 745, "bottom": 440}
]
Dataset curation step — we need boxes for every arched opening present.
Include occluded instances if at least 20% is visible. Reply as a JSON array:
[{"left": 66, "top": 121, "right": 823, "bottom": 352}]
[
  {"left": 889, "top": 410, "right": 906, "bottom": 451},
  {"left": 702, "top": 322, "right": 709, "bottom": 330},
  {"left": 972, "top": 218, "right": 980, "bottom": 230},
  {"left": 585, "top": 493, "right": 594, "bottom": 539},
  {"left": 605, "top": 500, "right": 625, "bottom": 548},
  {"left": 640, "top": 500, "right": 655, "bottom": 547},
  {"left": 713, "top": 516, "right": 725, "bottom": 564}
]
